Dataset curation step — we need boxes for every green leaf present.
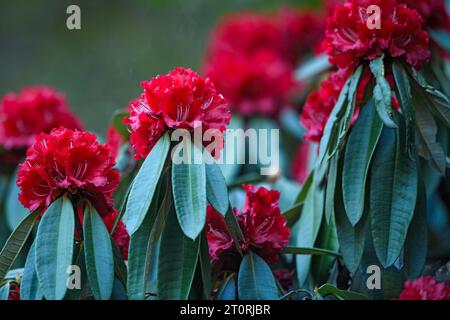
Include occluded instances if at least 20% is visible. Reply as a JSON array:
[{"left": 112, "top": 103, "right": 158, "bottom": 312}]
[
  {"left": 111, "top": 111, "right": 130, "bottom": 140},
  {"left": 0, "top": 282, "right": 9, "bottom": 300},
  {"left": 316, "top": 284, "right": 369, "bottom": 300},
  {"left": 284, "top": 171, "right": 314, "bottom": 228},
  {"left": 343, "top": 100, "right": 383, "bottom": 225},
  {"left": 325, "top": 153, "right": 339, "bottom": 223},
  {"left": 311, "top": 214, "right": 339, "bottom": 285},
  {"left": 123, "top": 133, "right": 170, "bottom": 235},
  {"left": 205, "top": 161, "right": 229, "bottom": 216},
  {"left": 127, "top": 185, "right": 163, "bottom": 300},
  {"left": 0, "top": 210, "right": 38, "bottom": 282},
  {"left": 238, "top": 252, "right": 279, "bottom": 300},
  {"left": 403, "top": 179, "right": 427, "bottom": 279},
  {"left": 157, "top": 206, "right": 200, "bottom": 300},
  {"left": 83, "top": 205, "right": 114, "bottom": 300},
  {"left": 282, "top": 247, "right": 340, "bottom": 257},
  {"left": 198, "top": 231, "right": 212, "bottom": 299},
  {"left": 295, "top": 54, "right": 331, "bottom": 82},
  {"left": 413, "top": 90, "right": 446, "bottom": 175},
  {"left": 370, "top": 56, "right": 398, "bottom": 128},
  {"left": 5, "top": 168, "right": 29, "bottom": 231},
  {"left": 172, "top": 142, "right": 207, "bottom": 240},
  {"left": 369, "top": 126, "right": 418, "bottom": 267},
  {"left": 35, "top": 196, "right": 75, "bottom": 300},
  {"left": 295, "top": 182, "right": 324, "bottom": 285},
  {"left": 335, "top": 165, "right": 368, "bottom": 273},
  {"left": 392, "top": 62, "right": 415, "bottom": 158},
  {"left": 429, "top": 30, "right": 450, "bottom": 53},
  {"left": 215, "top": 275, "right": 237, "bottom": 300},
  {"left": 20, "top": 241, "right": 43, "bottom": 300},
  {"left": 293, "top": 182, "right": 324, "bottom": 285}
]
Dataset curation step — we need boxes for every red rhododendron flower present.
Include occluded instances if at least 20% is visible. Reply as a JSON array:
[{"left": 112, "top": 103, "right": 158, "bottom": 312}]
[
  {"left": 205, "top": 50, "right": 297, "bottom": 117},
  {"left": 0, "top": 86, "right": 83, "bottom": 151},
  {"left": 203, "top": 12, "right": 298, "bottom": 117},
  {"left": 274, "top": 269, "right": 294, "bottom": 291},
  {"left": 206, "top": 184, "right": 290, "bottom": 265},
  {"left": 124, "top": 68, "right": 230, "bottom": 160},
  {"left": 322, "top": 0, "right": 430, "bottom": 69},
  {"left": 8, "top": 283, "right": 20, "bottom": 301},
  {"left": 398, "top": 277, "right": 450, "bottom": 300},
  {"left": 105, "top": 126, "right": 124, "bottom": 161},
  {"left": 400, "top": 0, "right": 450, "bottom": 30},
  {"left": 103, "top": 210, "right": 130, "bottom": 260},
  {"left": 276, "top": 8, "right": 326, "bottom": 65},
  {"left": 204, "top": 12, "right": 282, "bottom": 59},
  {"left": 301, "top": 69, "right": 350, "bottom": 142},
  {"left": 17, "top": 127, "right": 120, "bottom": 216}
]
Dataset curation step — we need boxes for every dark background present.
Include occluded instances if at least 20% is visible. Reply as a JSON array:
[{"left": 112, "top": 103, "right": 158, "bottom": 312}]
[{"left": 0, "top": 0, "right": 319, "bottom": 134}]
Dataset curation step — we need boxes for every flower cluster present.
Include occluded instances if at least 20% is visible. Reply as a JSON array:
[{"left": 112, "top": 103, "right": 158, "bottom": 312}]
[
  {"left": 400, "top": 0, "right": 450, "bottom": 30},
  {"left": 301, "top": 0, "right": 429, "bottom": 143},
  {"left": 124, "top": 67, "right": 230, "bottom": 160},
  {"left": 398, "top": 277, "right": 450, "bottom": 300},
  {"left": 206, "top": 184, "right": 290, "bottom": 266},
  {"left": 17, "top": 127, "right": 120, "bottom": 216},
  {"left": 204, "top": 10, "right": 325, "bottom": 117},
  {"left": 322, "top": 0, "right": 430, "bottom": 70},
  {"left": 0, "top": 86, "right": 83, "bottom": 151}
]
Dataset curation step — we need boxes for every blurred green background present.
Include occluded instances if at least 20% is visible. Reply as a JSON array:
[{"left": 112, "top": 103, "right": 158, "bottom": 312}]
[{"left": 0, "top": 0, "right": 319, "bottom": 133}]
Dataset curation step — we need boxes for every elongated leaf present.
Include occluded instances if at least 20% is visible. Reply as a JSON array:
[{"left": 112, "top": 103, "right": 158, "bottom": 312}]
[
  {"left": 5, "top": 168, "right": 29, "bottom": 231},
  {"left": 413, "top": 90, "right": 446, "bottom": 175},
  {"left": 238, "top": 252, "right": 279, "bottom": 300},
  {"left": 158, "top": 206, "right": 200, "bottom": 300},
  {"left": 370, "top": 56, "right": 398, "bottom": 128},
  {"left": 335, "top": 160, "right": 368, "bottom": 273},
  {"left": 111, "top": 111, "right": 130, "bottom": 140},
  {"left": 205, "top": 161, "right": 229, "bottom": 215},
  {"left": 316, "top": 284, "right": 369, "bottom": 300},
  {"left": 127, "top": 185, "right": 162, "bottom": 300},
  {"left": 369, "top": 126, "right": 418, "bottom": 267},
  {"left": 325, "top": 153, "right": 339, "bottom": 223},
  {"left": 403, "top": 179, "right": 427, "bottom": 279},
  {"left": 20, "top": 241, "right": 43, "bottom": 300},
  {"left": 311, "top": 214, "right": 339, "bottom": 285},
  {"left": 83, "top": 205, "right": 114, "bottom": 300},
  {"left": 295, "top": 182, "right": 324, "bottom": 285},
  {"left": 35, "top": 197, "right": 75, "bottom": 300},
  {"left": 0, "top": 210, "right": 38, "bottom": 282},
  {"left": 430, "top": 30, "right": 450, "bottom": 53},
  {"left": 343, "top": 100, "right": 383, "bottom": 225},
  {"left": 295, "top": 54, "right": 331, "bottom": 81},
  {"left": 0, "top": 282, "right": 9, "bottom": 300},
  {"left": 282, "top": 247, "right": 340, "bottom": 257},
  {"left": 392, "top": 62, "right": 415, "bottom": 157},
  {"left": 123, "top": 133, "right": 170, "bottom": 235},
  {"left": 215, "top": 275, "right": 237, "bottom": 300},
  {"left": 199, "top": 231, "right": 212, "bottom": 299},
  {"left": 172, "top": 142, "right": 207, "bottom": 240}
]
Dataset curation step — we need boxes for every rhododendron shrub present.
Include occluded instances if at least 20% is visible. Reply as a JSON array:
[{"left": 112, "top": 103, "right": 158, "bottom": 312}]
[
  {"left": 296, "top": 0, "right": 450, "bottom": 295},
  {"left": 0, "top": 127, "right": 126, "bottom": 300},
  {"left": 1, "top": 0, "right": 450, "bottom": 302}
]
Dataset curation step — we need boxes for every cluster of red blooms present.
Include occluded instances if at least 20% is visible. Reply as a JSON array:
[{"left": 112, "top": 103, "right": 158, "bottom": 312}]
[
  {"left": 0, "top": 86, "right": 83, "bottom": 171},
  {"left": 17, "top": 128, "right": 120, "bottom": 216},
  {"left": 300, "top": 0, "right": 445, "bottom": 143},
  {"left": 398, "top": 277, "right": 450, "bottom": 300},
  {"left": 124, "top": 67, "right": 230, "bottom": 159},
  {"left": 204, "top": 9, "right": 326, "bottom": 117},
  {"left": 16, "top": 127, "right": 130, "bottom": 259},
  {"left": 206, "top": 185, "right": 290, "bottom": 267},
  {"left": 0, "top": 86, "right": 82, "bottom": 151}
]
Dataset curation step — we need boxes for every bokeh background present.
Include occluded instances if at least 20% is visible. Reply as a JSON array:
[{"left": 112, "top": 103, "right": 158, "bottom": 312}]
[{"left": 0, "top": 0, "right": 319, "bottom": 133}]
